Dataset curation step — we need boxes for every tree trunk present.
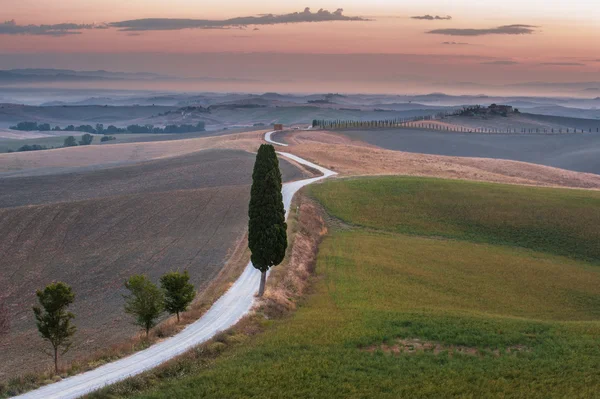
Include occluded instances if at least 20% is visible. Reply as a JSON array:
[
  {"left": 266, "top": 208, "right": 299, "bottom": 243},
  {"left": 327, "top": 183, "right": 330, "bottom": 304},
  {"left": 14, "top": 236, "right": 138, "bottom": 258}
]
[
  {"left": 54, "top": 346, "right": 58, "bottom": 374},
  {"left": 176, "top": 311, "right": 180, "bottom": 322},
  {"left": 258, "top": 271, "right": 267, "bottom": 297}
]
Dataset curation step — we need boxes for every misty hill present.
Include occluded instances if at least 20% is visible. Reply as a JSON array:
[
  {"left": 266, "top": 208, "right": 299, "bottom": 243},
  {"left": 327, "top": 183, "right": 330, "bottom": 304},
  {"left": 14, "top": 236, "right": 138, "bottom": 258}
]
[{"left": 0, "top": 69, "right": 173, "bottom": 84}]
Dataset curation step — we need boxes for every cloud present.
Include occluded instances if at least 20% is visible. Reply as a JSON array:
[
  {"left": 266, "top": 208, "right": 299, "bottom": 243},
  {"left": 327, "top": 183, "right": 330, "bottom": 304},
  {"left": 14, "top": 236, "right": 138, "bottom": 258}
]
[
  {"left": 442, "top": 41, "right": 469, "bottom": 45},
  {"left": 428, "top": 24, "right": 537, "bottom": 36},
  {"left": 110, "top": 8, "right": 367, "bottom": 31},
  {"left": 540, "top": 62, "right": 585, "bottom": 66},
  {"left": 0, "top": 9, "right": 366, "bottom": 36},
  {"left": 482, "top": 60, "right": 519, "bottom": 65},
  {"left": 412, "top": 15, "right": 452, "bottom": 21},
  {"left": 0, "top": 19, "right": 105, "bottom": 36}
]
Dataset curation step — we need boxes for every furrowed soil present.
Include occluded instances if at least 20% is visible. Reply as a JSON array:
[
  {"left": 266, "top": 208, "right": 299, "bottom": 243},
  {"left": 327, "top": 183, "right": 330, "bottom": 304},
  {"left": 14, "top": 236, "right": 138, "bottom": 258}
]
[
  {"left": 119, "top": 176, "right": 600, "bottom": 399},
  {"left": 0, "top": 148, "right": 309, "bottom": 380}
]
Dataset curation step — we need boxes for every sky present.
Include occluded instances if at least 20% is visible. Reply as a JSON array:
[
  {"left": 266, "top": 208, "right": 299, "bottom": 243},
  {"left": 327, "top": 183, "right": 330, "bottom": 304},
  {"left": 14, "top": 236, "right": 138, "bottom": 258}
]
[{"left": 1, "top": 1, "right": 599, "bottom": 94}]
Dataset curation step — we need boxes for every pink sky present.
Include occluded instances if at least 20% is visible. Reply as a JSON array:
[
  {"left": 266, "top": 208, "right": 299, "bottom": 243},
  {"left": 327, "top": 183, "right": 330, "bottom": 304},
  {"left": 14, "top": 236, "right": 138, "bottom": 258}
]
[{"left": 1, "top": 2, "right": 599, "bottom": 93}]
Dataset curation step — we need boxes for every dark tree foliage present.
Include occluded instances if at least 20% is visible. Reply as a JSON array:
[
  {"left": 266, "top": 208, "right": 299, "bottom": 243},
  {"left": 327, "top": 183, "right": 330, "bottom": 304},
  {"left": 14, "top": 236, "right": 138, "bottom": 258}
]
[
  {"left": 63, "top": 136, "right": 78, "bottom": 147},
  {"left": 123, "top": 275, "right": 164, "bottom": 337},
  {"left": 32, "top": 282, "right": 76, "bottom": 373},
  {"left": 16, "top": 144, "right": 48, "bottom": 152},
  {"left": 100, "top": 135, "right": 116, "bottom": 142},
  {"left": 11, "top": 121, "right": 205, "bottom": 134},
  {"left": 79, "top": 133, "right": 94, "bottom": 145},
  {"left": 160, "top": 271, "right": 196, "bottom": 322},
  {"left": 248, "top": 144, "right": 287, "bottom": 297}
]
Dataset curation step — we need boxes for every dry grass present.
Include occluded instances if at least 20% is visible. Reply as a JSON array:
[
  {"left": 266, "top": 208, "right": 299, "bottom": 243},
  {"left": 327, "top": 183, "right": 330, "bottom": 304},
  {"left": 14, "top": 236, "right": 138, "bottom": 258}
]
[
  {"left": 363, "top": 338, "right": 529, "bottom": 358},
  {"left": 284, "top": 130, "right": 600, "bottom": 190},
  {"left": 256, "top": 194, "right": 327, "bottom": 318}
]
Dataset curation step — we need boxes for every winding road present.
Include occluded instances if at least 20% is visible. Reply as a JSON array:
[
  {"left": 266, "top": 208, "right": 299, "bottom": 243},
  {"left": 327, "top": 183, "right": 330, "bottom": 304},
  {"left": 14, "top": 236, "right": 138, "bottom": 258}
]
[{"left": 16, "top": 132, "right": 336, "bottom": 399}]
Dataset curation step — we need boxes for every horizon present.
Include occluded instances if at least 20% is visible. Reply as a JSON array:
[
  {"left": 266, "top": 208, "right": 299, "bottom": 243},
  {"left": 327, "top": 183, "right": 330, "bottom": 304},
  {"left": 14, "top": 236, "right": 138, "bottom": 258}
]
[{"left": 1, "top": 2, "right": 599, "bottom": 96}]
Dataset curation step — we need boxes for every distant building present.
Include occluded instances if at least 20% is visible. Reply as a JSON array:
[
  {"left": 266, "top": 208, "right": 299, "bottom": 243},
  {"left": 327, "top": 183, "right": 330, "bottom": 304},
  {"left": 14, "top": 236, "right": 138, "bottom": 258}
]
[{"left": 274, "top": 124, "right": 283, "bottom": 131}]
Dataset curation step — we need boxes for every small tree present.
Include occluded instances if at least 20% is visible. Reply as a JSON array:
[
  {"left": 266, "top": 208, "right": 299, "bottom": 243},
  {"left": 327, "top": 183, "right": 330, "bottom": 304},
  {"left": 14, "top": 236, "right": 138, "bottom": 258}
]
[
  {"left": 32, "top": 282, "right": 76, "bottom": 373},
  {"left": 79, "top": 133, "right": 94, "bottom": 145},
  {"left": 160, "top": 271, "right": 196, "bottom": 322},
  {"left": 63, "top": 136, "right": 78, "bottom": 147},
  {"left": 123, "top": 275, "right": 164, "bottom": 337},
  {"left": 248, "top": 144, "right": 287, "bottom": 297}
]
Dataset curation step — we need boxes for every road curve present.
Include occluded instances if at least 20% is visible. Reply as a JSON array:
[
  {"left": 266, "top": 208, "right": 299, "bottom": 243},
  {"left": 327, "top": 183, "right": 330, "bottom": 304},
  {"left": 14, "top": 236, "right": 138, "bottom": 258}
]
[
  {"left": 15, "top": 132, "right": 335, "bottom": 399},
  {"left": 264, "top": 131, "right": 288, "bottom": 147}
]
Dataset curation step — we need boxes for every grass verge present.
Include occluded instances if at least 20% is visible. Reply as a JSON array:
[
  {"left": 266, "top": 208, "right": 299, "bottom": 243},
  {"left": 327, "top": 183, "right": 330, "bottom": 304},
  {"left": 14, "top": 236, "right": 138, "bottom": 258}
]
[{"left": 100, "top": 176, "right": 600, "bottom": 398}]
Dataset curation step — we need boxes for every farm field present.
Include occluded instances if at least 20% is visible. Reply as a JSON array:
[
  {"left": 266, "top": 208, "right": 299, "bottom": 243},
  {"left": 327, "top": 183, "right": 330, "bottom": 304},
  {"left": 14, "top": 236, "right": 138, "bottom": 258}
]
[
  {"left": 275, "top": 130, "right": 600, "bottom": 190},
  {"left": 0, "top": 149, "right": 309, "bottom": 380},
  {"left": 0, "top": 130, "right": 265, "bottom": 177},
  {"left": 336, "top": 128, "right": 600, "bottom": 175},
  {"left": 119, "top": 176, "right": 600, "bottom": 398}
]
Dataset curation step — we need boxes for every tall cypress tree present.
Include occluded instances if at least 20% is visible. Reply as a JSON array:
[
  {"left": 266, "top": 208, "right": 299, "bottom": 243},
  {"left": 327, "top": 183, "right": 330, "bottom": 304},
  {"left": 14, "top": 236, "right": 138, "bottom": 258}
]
[{"left": 248, "top": 144, "right": 287, "bottom": 297}]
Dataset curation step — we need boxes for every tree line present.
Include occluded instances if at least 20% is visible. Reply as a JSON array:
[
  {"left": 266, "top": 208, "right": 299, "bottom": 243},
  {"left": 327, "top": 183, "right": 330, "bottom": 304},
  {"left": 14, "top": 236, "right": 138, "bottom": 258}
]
[
  {"left": 31, "top": 271, "right": 195, "bottom": 373},
  {"left": 312, "top": 118, "right": 599, "bottom": 134},
  {"left": 10, "top": 122, "right": 206, "bottom": 134},
  {"left": 312, "top": 115, "right": 435, "bottom": 129},
  {"left": 7, "top": 134, "right": 95, "bottom": 153}
]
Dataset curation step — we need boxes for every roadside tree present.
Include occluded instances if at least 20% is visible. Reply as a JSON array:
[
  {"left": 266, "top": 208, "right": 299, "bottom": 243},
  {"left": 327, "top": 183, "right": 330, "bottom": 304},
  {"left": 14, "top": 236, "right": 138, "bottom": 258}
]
[
  {"left": 160, "top": 271, "right": 196, "bottom": 322},
  {"left": 248, "top": 144, "right": 287, "bottom": 297},
  {"left": 32, "top": 282, "right": 76, "bottom": 373},
  {"left": 124, "top": 275, "right": 164, "bottom": 337}
]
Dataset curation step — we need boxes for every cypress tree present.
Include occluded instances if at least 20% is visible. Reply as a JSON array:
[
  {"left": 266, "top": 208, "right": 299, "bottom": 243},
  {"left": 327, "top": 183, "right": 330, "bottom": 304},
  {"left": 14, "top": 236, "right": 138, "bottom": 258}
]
[{"left": 248, "top": 144, "right": 287, "bottom": 297}]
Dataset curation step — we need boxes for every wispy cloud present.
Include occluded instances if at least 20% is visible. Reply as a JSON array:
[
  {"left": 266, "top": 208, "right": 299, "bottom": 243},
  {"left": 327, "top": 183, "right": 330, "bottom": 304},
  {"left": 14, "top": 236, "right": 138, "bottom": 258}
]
[
  {"left": 0, "top": 9, "right": 366, "bottom": 36},
  {"left": 428, "top": 24, "right": 537, "bottom": 36},
  {"left": 442, "top": 41, "right": 469, "bottom": 45},
  {"left": 482, "top": 60, "right": 519, "bottom": 65},
  {"left": 110, "top": 8, "right": 367, "bottom": 31},
  {"left": 412, "top": 15, "right": 452, "bottom": 21},
  {"left": 540, "top": 62, "right": 585, "bottom": 66},
  {"left": 0, "top": 19, "right": 106, "bottom": 36}
]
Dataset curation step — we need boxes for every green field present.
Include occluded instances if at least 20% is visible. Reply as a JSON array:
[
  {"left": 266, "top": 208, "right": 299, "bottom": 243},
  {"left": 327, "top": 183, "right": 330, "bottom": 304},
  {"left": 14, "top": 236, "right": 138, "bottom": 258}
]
[{"left": 118, "top": 177, "right": 600, "bottom": 398}]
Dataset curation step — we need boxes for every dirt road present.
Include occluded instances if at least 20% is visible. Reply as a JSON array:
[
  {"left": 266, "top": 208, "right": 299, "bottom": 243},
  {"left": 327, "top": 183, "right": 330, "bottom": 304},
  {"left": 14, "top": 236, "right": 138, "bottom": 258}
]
[{"left": 15, "top": 133, "right": 336, "bottom": 399}]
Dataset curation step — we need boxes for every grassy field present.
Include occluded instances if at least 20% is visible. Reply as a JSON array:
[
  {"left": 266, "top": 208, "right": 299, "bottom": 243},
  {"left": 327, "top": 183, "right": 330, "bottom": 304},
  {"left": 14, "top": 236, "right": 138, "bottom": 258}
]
[
  {"left": 311, "top": 176, "right": 600, "bottom": 263},
  {"left": 103, "top": 177, "right": 600, "bottom": 398}
]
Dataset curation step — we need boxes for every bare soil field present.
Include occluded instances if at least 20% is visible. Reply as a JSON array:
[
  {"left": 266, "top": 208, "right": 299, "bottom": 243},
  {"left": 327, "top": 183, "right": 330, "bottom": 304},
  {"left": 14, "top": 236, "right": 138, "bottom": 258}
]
[
  {"left": 324, "top": 127, "right": 600, "bottom": 175},
  {"left": 0, "top": 130, "right": 265, "bottom": 177},
  {"left": 278, "top": 130, "right": 600, "bottom": 189},
  {"left": 0, "top": 148, "right": 308, "bottom": 380}
]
